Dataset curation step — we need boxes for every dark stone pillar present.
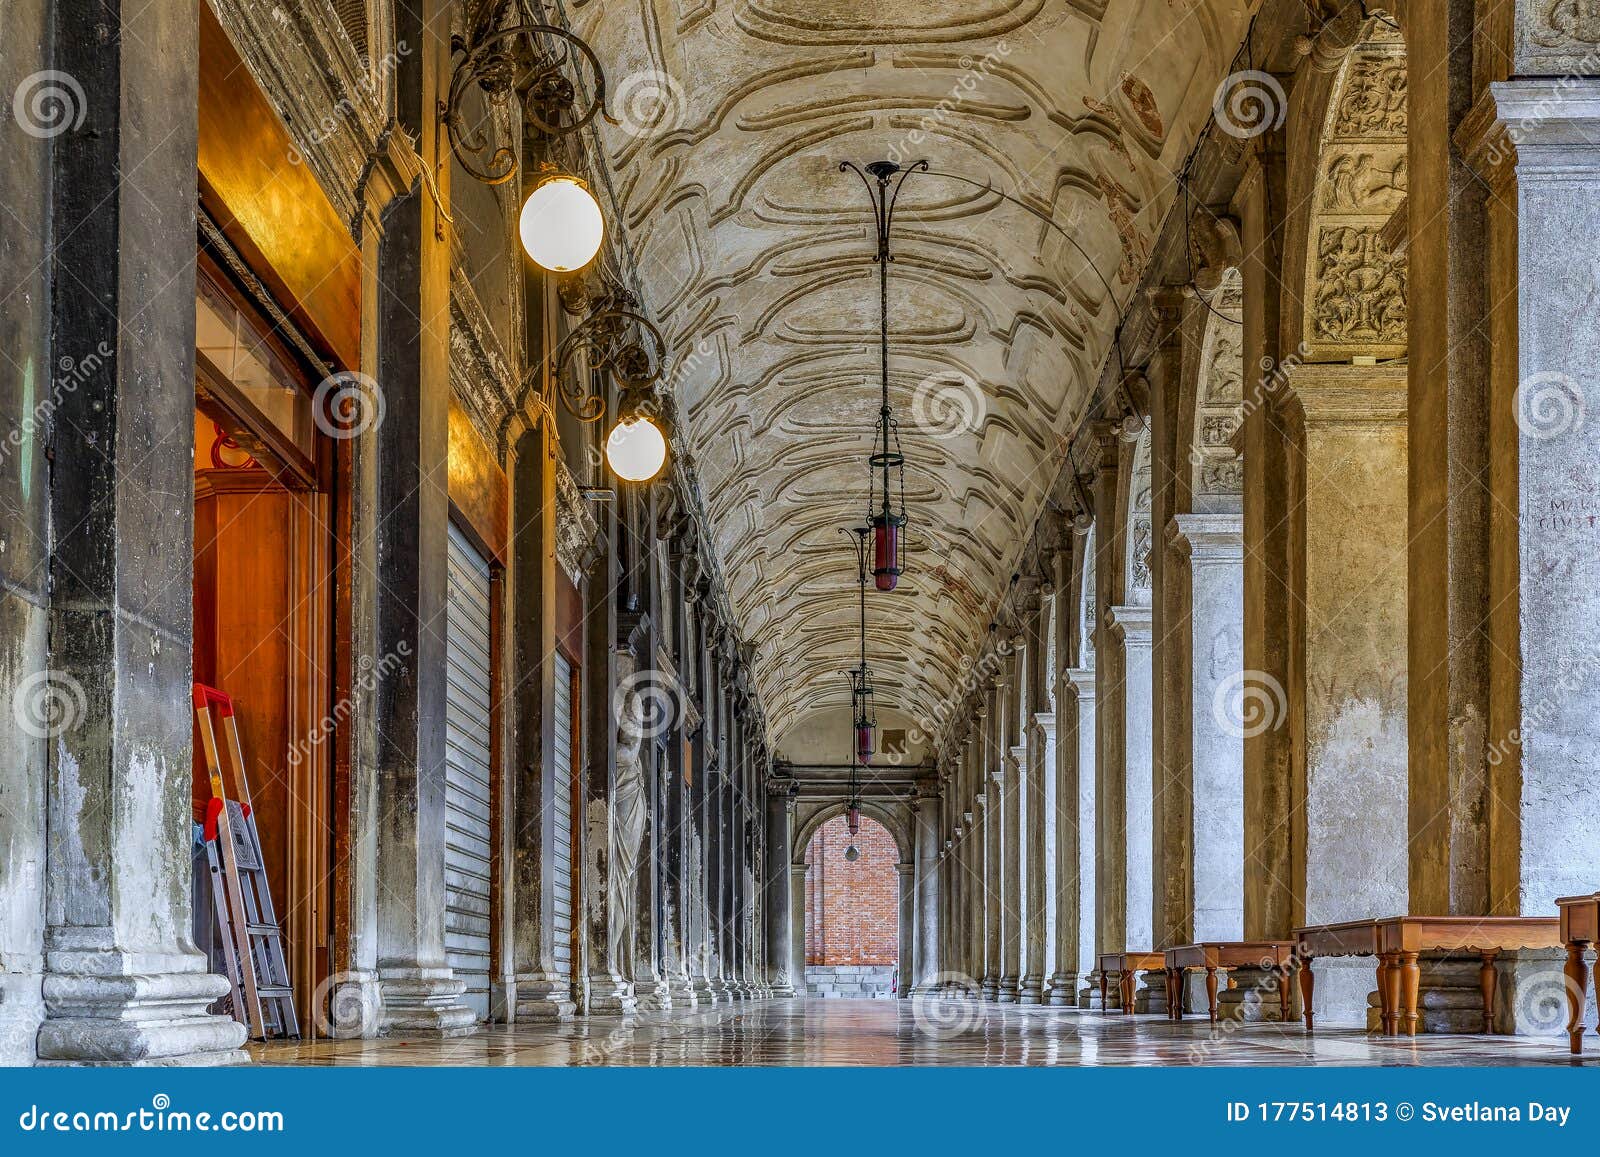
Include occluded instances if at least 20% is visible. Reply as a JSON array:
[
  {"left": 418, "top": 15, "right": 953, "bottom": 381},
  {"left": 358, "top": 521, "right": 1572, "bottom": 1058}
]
[
  {"left": 34, "top": 0, "right": 245, "bottom": 1064},
  {"left": 368, "top": 0, "right": 472, "bottom": 1036}
]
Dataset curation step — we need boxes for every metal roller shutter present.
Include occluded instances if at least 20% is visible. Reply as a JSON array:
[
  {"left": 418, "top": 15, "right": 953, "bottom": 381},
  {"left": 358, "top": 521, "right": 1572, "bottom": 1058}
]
[
  {"left": 552, "top": 652, "right": 575, "bottom": 988},
  {"left": 445, "top": 522, "right": 493, "bottom": 1021}
]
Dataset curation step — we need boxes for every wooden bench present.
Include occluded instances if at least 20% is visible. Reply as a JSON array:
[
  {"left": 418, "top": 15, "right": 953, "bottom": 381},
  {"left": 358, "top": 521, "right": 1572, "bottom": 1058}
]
[
  {"left": 1098, "top": 951, "right": 1167, "bottom": 1014},
  {"left": 1295, "top": 915, "right": 1562, "bottom": 1035},
  {"left": 1558, "top": 892, "right": 1599, "bottom": 1054},
  {"left": 1163, "top": 941, "right": 1298, "bottom": 1024}
]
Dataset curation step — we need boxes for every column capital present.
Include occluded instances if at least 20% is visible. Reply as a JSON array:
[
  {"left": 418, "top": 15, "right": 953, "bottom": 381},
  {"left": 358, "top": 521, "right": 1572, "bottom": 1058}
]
[
  {"left": 1166, "top": 513, "right": 1243, "bottom": 561},
  {"left": 1278, "top": 361, "right": 1407, "bottom": 426},
  {"left": 1063, "top": 665, "right": 1097, "bottom": 700},
  {"left": 1105, "top": 604, "right": 1153, "bottom": 646}
]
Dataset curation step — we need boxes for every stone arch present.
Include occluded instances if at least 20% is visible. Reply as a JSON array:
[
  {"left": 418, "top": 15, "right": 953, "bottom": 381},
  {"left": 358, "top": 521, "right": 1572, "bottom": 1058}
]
[
  {"left": 791, "top": 800, "right": 912, "bottom": 868},
  {"left": 1283, "top": 12, "right": 1409, "bottom": 362}
]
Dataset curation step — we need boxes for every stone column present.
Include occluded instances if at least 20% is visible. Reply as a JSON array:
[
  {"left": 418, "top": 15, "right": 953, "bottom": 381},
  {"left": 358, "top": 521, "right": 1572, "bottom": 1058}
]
[
  {"left": 897, "top": 861, "right": 916, "bottom": 997},
  {"left": 1166, "top": 514, "right": 1246, "bottom": 944},
  {"left": 997, "top": 653, "right": 1023, "bottom": 1003},
  {"left": 1233, "top": 144, "right": 1296, "bottom": 945},
  {"left": 789, "top": 862, "right": 807, "bottom": 996},
  {"left": 1280, "top": 362, "right": 1409, "bottom": 1025},
  {"left": 909, "top": 785, "right": 943, "bottom": 995},
  {"left": 30, "top": 0, "right": 246, "bottom": 1063},
  {"left": 1065, "top": 668, "right": 1100, "bottom": 1006},
  {"left": 1468, "top": 77, "right": 1600, "bottom": 921},
  {"left": 981, "top": 687, "right": 1002, "bottom": 1000},
  {"left": 1021, "top": 611, "right": 1050, "bottom": 1004},
  {"left": 1107, "top": 605, "right": 1155, "bottom": 952},
  {"left": 1090, "top": 430, "right": 1127, "bottom": 983},
  {"left": 765, "top": 788, "right": 796, "bottom": 996},
  {"left": 365, "top": 0, "right": 472, "bottom": 1036},
  {"left": 963, "top": 731, "right": 984, "bottom": 984},
  {"left": 505, "top": 420, "right": 575, "bottom": 1021}
]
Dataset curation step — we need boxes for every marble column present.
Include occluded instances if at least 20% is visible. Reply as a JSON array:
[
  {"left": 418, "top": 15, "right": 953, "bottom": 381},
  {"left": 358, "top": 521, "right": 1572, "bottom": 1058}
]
[
  {"left": 789, "top": 863, "right": 807, "bottom": 996},
  {"left": 765, "top": 789, "right": 797, "bottom": 996},
  {"left": 505, "top": 423, "right": 575, "bottom": 1021},
  {"left": 897, "top": 861, "right": 916, "bottom": 996},
  {"left": 1066, "top": 668, "right": 1100, "bottom": 1006},
  {"left": 1021, "top": 611, "right": 1051, "bottom": 1005},
  {"left": 30, "top": 0, "right": 246, "bottom": 1062},
  {"left": 1468, "top": 78, "right": 1600, "bottom": 934},
  {"left": 997, "top": 652, "right": 1023, "bottom": 1003},
  {"left": 1107, "top": 605, "right": 1155, "bottom": 955},
  {"left": 909, "top": 785, "right": 943, "bottom": 995},
  {"left": 1091, "top": 430, "right": 1127, "bottom": 987},
  {"left": 366, "top": 0, "right": 472, "bottom": 1036},
  {"left": 981, "top": 686, "right": 1002, "bottom": 1000},
  {"left": 1233, "top": 145, "right": 1297, "bottom": 945},
  {"left": 1167, "top": 513, "right": 1246, "bottom": 944},
  {"left": 1280, "top": 362, "right": 1409, "bottom": 1025}
]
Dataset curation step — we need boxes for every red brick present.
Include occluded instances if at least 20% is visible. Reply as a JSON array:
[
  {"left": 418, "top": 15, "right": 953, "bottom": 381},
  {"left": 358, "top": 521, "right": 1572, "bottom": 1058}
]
[{"left": 803, "top": 815, "right": 899, "bottom": 965}]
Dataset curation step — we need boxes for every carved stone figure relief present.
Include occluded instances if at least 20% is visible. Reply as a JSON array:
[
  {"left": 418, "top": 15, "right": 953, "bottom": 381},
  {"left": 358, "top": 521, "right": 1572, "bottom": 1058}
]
[{"left": 1303, "top": 33, "right": 1408, "bottom": 358}]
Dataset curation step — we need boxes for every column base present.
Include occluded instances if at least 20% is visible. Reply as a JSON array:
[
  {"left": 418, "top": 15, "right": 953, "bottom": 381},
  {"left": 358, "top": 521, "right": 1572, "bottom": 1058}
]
[
  {"left": 980, "top": 974, "right": 1000, "bottom": 1002},
  {"left": 36, "top": 960, "right": 249, "bottom": 1066},
  {"left": 509, "top": 971, "right": 577, "bottom": 1022},
  {"left": 997, "top": 974, "right": 1019, "bottom": 1003},
  {"left": 767, "top": 974, "right": 797, "bottom": 998},
  {"left": 692, "top": 977, "right": 723, "bottom": 1005},
  {"left": 0, "top": 963, "right": 45, "bottom": 1066},
  {"left": 1020, "top": 974, "right": 1045, "bottom": 1005},
  {"left": 633, "top": 977, "right": 673, "bottom": 1011},
  {"left": 666, "top": 975, "right": 698, "bottom": 1007},
  {"left": 1084, "top": 970, "right": 1117, "bottom": 1009},
  {"left": 1213, "top": 966, "right": 1293, "bottom": 1023},
  {"left": 378, "top": 969, "right": 478, "bottom": 1036},
  {"left": 1133, "top": 969, "right": 1167, "bottom": 1015},
  {"left": 1047, "top": 971, "right": 1078, "bottom": 1006},
  {"left": 587, "top": 973, "right": 638, "bottom": 1015}
]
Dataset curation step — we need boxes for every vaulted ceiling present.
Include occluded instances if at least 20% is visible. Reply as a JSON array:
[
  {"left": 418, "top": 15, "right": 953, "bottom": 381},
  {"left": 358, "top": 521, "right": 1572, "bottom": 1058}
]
[{"left": 573, "top": 0, "right": 1253, "bottom": 745}]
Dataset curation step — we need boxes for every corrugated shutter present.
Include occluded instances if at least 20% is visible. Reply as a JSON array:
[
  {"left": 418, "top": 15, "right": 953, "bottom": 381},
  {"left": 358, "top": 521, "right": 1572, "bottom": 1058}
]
[
  {"left": 445, "top": 522, "right": 493, "bottom": 1021},
  {"left": 552, "top": 651, "right": 575, "bottom": 985}
]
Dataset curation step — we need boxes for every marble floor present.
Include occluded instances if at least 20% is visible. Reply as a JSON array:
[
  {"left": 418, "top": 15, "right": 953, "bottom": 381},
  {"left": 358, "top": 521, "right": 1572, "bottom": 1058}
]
[{"left": 250, "top": 998, "right": 1596, "bottom": 1066}]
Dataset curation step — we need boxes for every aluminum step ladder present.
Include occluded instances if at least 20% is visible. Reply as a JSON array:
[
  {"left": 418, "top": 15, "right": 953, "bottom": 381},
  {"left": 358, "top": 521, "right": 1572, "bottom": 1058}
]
[{"left": 193, "top": 683, "right": 300, "bottom": 1040}]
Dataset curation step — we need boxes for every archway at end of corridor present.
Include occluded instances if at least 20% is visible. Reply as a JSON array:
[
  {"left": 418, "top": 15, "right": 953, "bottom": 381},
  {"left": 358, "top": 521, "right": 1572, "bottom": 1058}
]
[{"left": 802, "top": 814, "right": 900, "bottom": 999}]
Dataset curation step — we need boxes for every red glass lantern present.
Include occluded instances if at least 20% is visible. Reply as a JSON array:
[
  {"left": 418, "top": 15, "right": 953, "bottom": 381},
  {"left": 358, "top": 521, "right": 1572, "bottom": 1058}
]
[
  {"left": 855, "top": 720, "right": 875, "bottom": 765},
  {"left": 871, "top": 511, "right": 901, "bottom": 591},
  {"left": 847, "top": 807, "right": 861, "bottom": 837}
]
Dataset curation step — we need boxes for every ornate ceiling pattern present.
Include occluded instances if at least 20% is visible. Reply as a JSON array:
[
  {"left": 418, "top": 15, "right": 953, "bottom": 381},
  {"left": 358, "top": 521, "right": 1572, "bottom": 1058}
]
[{"left": 572, "top": 0, "right": 1253, "bottom": 741}]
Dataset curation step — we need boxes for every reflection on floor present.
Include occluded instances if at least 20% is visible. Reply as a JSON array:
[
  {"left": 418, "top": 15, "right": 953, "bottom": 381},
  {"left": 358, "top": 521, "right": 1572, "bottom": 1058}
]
[{"left": 250, "top": 998, "right": 1596, "bottom": 1067}]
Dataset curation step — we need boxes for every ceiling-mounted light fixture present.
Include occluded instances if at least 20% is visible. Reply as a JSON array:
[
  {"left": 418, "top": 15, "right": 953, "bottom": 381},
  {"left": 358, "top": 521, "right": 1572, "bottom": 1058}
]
[
  {"left": 840, "top": 158, "right": 928, "bottom": 591},
  {"left": 841, "top": 525, "right": 877, "bottom": 844}
]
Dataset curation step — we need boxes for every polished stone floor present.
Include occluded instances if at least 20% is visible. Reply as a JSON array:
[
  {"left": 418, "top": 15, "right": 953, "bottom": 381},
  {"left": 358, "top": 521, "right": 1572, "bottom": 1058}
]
[{"left": 250, "top": 998, "right": 1594, "bottom": 1066}]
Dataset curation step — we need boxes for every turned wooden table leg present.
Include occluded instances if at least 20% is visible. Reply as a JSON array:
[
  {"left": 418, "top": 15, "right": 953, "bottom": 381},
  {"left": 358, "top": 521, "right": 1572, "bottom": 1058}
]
[
  {"left": 1168, "top": 969, "right": 1180, "bottom": 1020},
  {"left": 1378, "top": 952, "right": 1397, "bottom": 1035},
  {"left": 1302, "top": 957, "right": 1316, "bottom": 1031},
  {"left": 1478, "top": 950, "right": 1498, "bottom": 1035},
  {"left": 1205, "top": 966, "right": 1219, "bottom": 1026},
  {"left": 1565, "top": 940, "right": 1591, "bottom": 1056},
  {"left": 1121, "top": 969, "right": 1135, "bottom": 1015},
  {"left": 1400, "top": 951, "right": 1421, "bottom": 1036}
]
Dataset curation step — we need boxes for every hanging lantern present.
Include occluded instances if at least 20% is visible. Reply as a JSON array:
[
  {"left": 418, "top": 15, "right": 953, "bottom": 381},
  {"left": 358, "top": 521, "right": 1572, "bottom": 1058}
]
[
  {"left": 842, "top": 525, "right": 876, "bottom": 825},
  {"left": 840, "top": 158, "right": 926, "bottom": 592},
  {"left": 847, "top": 807, "right": 861, "bottom": 837}
]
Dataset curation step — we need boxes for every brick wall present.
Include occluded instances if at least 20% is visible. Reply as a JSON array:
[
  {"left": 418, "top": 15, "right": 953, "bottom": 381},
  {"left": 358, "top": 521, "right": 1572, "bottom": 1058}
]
[{"left": 803, "top": 814, "right": 899, "bottom": 965}]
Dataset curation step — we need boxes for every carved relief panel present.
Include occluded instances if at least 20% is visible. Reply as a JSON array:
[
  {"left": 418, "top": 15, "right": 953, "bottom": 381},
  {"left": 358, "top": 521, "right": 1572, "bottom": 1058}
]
[{"left": 1302, "top": 26, "right": 1409, "bottom": 361}]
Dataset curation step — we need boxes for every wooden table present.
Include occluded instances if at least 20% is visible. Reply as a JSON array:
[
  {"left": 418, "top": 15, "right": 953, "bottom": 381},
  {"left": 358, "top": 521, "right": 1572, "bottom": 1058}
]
[
  {"left": 1164, "top": 941, "right": 1298, "bottom": 1025},
  {"left": 1098, "top": 951, "right": 1167, "bottom": 1014},
  {"left": 1295, "top": 915, "right": 1562, "bottom": 1035},
  {"left": 1558, "top": 892, "right": 1599, "bottom": 1054}
]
